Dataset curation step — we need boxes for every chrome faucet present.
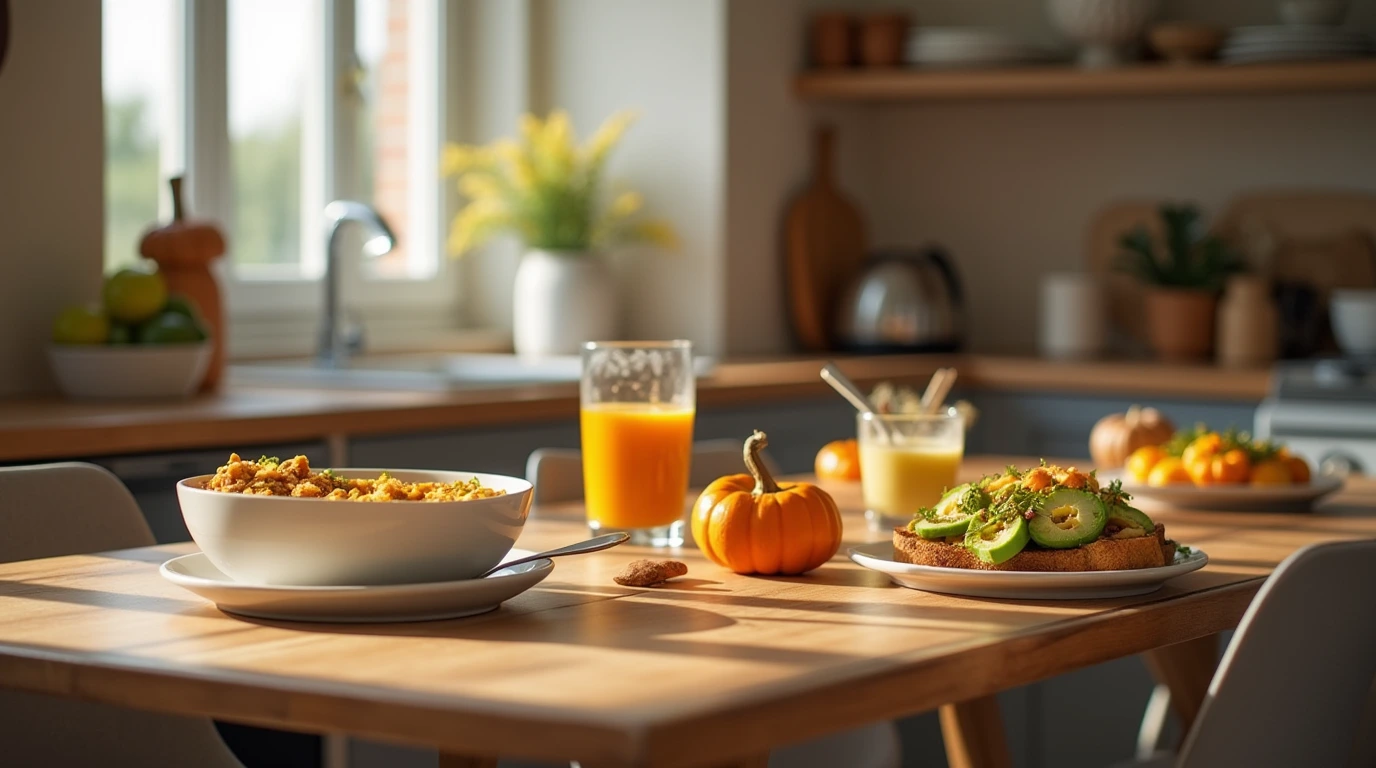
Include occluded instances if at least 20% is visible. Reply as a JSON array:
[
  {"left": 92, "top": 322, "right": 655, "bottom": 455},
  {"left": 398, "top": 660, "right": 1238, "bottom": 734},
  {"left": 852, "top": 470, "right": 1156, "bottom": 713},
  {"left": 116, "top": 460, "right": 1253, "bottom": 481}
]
[{"left": 318, "top": 201, "right": 396, "bottom": 368}]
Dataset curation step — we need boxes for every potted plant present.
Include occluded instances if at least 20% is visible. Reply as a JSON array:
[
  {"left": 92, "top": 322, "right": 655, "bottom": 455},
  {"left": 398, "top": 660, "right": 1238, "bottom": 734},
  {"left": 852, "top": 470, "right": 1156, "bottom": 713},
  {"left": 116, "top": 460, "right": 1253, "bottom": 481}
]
[
  {"left": 1117, "top": 204, "right": 1244, "bottom": 361},
  {"left": 443, "top": 110, "right": 677, "bottom": 358}
]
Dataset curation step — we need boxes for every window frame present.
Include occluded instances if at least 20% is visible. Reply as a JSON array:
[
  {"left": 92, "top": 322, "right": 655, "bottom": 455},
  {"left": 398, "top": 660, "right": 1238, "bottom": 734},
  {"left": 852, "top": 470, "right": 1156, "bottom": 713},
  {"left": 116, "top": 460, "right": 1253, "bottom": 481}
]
[{"left": 169, "top": 0, "right": 458, "bottom": 347}]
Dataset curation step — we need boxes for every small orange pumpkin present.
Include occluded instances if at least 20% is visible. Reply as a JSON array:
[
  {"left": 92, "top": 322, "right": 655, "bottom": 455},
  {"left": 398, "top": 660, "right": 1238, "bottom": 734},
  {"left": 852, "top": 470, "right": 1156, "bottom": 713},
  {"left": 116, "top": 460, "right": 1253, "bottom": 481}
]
[
  {"left": 692, "top": 430, "right": 843, "bottom": 575},
  {"left": 1089, "top": 405, "right": 1176, "bottom": 469}
]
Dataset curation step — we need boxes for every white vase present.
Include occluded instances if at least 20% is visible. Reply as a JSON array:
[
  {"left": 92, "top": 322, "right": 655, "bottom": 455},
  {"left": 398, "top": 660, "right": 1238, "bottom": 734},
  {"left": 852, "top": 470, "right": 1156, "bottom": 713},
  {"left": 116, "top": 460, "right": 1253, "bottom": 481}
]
[
  {"left": 1049, "top": 0, "right": 1160, "bottom": 68},
  {"left": 511, "top": 248, "right": 618, "bottom": 358}
]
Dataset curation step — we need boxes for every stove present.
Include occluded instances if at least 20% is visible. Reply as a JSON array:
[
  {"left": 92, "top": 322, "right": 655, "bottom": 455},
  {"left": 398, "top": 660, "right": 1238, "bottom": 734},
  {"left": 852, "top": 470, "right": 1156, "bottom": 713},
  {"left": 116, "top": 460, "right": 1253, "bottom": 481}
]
[{"left": 1256, "top": 359, "right": 1376, "bottom": 477}]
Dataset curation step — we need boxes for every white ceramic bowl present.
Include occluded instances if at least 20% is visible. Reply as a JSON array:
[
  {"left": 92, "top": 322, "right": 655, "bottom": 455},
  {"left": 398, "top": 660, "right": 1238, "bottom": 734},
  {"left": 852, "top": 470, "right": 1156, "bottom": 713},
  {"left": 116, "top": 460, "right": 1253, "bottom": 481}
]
[
  {"left": 1279, "top": 0, "right": 1350, "bottom": 26},
  {"left": 1331, "top": 289, "right": 1376, "bottom": 356},
  {"left": 1048, "top": 0, "right": 1161, "bottom": 67},
  {"left": 177, "top": 469, "right": 533, "bottom": 586},
  {"left": 49, "top": 342, "right": 211, "bottom": 400}
]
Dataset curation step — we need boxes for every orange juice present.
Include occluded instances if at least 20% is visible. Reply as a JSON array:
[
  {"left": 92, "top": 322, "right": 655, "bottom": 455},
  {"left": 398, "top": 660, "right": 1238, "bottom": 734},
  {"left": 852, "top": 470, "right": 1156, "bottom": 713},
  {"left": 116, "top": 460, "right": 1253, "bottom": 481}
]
[
  {"left": 580, "top": 403, "right": 695, "bottom": 530},
  {"left": 858, "top": 443, "right": 962, "bottom": 518}
]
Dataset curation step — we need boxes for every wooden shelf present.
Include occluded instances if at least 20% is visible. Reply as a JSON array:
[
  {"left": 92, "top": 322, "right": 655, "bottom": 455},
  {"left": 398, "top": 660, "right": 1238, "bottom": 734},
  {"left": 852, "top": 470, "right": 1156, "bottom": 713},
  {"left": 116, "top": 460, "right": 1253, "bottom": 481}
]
[{"left": 795, "top": 59, "right": 1376, "bottom": 101}]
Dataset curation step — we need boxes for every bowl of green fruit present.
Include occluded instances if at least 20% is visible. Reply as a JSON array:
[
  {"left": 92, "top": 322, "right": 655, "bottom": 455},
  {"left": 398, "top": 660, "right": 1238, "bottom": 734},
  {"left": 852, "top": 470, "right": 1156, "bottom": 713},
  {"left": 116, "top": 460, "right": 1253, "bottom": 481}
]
[{"left": 49, "top": 265, "right": 212, "bottom": 400}]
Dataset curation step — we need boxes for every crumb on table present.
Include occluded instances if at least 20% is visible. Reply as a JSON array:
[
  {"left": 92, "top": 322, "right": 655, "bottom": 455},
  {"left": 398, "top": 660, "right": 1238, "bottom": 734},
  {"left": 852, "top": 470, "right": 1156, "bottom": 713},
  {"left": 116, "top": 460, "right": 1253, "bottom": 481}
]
[{"left": 613, "top": 559, "right": 688, "bottom": 587}]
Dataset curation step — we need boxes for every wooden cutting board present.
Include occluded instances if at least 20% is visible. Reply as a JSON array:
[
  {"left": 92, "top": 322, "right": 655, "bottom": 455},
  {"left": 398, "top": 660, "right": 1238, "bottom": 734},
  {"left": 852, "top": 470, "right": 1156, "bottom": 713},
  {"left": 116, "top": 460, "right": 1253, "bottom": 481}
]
[{"left": 782, "top": 126, "right": 866, "bottom": 351}]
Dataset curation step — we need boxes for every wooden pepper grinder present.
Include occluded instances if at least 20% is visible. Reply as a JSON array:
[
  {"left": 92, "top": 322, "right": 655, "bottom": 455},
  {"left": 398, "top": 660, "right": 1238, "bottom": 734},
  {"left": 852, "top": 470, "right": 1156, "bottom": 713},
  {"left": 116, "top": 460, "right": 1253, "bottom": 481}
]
[{"left": 139, "top": 177, "right": 228, "bottom": 391}]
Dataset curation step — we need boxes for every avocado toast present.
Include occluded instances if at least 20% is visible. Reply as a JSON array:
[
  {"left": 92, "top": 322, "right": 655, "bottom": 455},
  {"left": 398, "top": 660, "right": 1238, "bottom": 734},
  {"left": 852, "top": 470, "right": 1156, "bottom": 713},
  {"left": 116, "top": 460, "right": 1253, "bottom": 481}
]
[{"left": 894, "top": 464, "right": 1180, "bottom": 572}]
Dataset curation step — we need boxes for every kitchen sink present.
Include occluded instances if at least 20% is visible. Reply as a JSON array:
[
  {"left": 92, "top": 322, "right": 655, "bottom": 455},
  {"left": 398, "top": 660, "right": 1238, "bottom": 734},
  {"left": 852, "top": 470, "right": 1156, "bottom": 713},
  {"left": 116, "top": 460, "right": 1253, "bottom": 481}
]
[{"left": 227, "top": 353, "right": 585, "bottom": 391}]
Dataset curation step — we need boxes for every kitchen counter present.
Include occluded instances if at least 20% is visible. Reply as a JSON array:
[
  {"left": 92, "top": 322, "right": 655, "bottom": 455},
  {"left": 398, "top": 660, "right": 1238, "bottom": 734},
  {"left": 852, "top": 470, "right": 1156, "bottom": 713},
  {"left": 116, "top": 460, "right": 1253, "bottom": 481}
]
[{"left": 0, "top": 354, "right": 1271, "bottom": 462}]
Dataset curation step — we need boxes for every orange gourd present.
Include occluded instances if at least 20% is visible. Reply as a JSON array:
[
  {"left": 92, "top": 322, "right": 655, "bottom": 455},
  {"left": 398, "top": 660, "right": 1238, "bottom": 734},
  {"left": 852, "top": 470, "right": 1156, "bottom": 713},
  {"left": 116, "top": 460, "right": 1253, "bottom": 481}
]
[
  {"left": 1089, "top": 405, "right": 1176, "bottom": 469},
  {"left": 140, "top": 176, "right": 227, "bottom": 391},
  {"left": 692, "top": 430, "right": 843, "bottom": 575}
]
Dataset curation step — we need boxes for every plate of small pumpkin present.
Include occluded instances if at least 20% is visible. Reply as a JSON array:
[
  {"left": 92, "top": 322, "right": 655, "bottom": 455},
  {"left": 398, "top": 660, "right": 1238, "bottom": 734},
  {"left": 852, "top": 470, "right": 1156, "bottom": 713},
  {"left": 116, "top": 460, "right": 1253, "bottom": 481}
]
[{"left": 1100, "top": 423, "right": 1339, "bottom": 513}]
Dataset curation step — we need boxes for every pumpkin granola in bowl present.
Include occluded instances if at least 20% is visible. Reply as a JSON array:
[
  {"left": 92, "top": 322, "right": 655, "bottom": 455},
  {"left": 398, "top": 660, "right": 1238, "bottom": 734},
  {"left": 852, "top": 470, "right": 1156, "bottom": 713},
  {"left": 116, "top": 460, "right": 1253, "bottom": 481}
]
[{"left": 205, "top": 453, "right": 503, "bottom": 502}]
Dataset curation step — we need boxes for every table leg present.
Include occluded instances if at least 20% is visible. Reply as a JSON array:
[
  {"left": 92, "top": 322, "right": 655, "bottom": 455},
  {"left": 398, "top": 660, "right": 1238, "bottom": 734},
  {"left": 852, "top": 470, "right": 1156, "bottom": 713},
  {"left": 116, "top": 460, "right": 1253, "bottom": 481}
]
[
  {"left": 438, "top": 754, "right": 499, "bottom": 768},
  {"left": 940, "top": 696, "right": 1012, "bottom": 768},
  {"left": 1143, "top": 633, "right": 1220, "bottom": 736}
]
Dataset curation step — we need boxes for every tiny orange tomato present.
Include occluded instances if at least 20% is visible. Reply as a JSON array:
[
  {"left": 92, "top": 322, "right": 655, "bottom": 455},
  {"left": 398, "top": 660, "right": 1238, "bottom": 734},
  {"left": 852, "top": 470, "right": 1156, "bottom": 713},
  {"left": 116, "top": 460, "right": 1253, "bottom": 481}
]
[
  {"left": 1208, "top": 449, "right": 1251, "bottom": 485},
  {"left": 1126, "top": 445, "right": 1165, "bottom": 483},
  {"left": 1251, "top": 459, "right": 1293, "bottom": 486},
  {"left": 1286, "top": 455, "right": 1312, "bottom": 484},
  {"left": 814, "top": 439, "right": 861, "bottom": 481},
  {"left": 1147, "top": 458, "right": 1192, "bottom": 487}
]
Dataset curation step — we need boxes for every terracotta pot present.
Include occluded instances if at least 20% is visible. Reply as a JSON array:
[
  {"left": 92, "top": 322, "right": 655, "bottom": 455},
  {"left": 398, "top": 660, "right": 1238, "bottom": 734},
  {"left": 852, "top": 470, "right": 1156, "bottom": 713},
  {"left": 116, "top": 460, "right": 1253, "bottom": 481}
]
[
  {"left": 860, "top": 13, "right": 909, "bottom": 67},
  {"left": 1144, "top": 288, "right": 1217, "bottom": 361},
  {"left": 811, "top": 13, "right": 854, "bottom": 68}
]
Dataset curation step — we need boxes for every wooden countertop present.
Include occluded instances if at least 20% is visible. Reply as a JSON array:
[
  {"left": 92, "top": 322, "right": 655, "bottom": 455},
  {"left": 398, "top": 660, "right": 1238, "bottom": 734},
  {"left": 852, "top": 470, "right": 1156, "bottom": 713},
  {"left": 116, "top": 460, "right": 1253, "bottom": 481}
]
[
  {"left": 0, "top": 459, "right": 1369, "bottom": 767},
  {"left": 0, "top": 354, "right": 1271, "bottom": 462}
]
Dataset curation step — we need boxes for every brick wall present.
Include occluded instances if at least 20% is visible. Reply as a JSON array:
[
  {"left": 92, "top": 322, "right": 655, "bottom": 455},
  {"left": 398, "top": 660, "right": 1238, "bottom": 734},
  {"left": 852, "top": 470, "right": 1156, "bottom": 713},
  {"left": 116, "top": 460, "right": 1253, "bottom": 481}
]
[{"left": 370, "top": 0, "right": 409, "bottom": 276}]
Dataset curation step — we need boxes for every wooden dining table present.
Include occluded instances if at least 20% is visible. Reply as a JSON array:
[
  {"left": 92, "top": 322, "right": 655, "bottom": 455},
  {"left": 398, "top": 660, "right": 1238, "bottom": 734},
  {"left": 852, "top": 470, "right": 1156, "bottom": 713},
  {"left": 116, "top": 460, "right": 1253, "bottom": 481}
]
[{"left": 1, "top": 457, "right": 1374, "bottom": 768}]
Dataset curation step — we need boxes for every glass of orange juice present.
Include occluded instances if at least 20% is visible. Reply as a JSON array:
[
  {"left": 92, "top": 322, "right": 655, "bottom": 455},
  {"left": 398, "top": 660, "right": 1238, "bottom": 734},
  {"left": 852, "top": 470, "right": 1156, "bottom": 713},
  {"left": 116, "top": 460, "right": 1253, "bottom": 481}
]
[
  {"left": 858, "top": 410, "right": 964, "bottom": 532},
  {"left": 580, "top": 340, "right": 695, "bottom": 547}
]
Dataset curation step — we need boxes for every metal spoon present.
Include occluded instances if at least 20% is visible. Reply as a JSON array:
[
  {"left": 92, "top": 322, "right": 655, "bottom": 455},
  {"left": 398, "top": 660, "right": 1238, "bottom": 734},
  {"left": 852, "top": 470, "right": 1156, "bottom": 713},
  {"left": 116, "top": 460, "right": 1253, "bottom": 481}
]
[
  {"left": 821, "top": 362, "right": 893, "bottom": 442},
  {"left": 479, "top": 532, "right": 630, "bottom": 578}
]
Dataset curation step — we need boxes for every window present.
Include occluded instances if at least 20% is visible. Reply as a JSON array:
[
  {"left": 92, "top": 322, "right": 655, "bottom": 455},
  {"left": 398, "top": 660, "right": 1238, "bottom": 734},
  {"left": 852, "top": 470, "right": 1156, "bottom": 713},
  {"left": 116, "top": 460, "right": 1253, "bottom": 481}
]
[
  {"left": 101, "top": 0, "right": 454, "bottom": 352},
  {"left": 102, "top": 0, "right": 176, "bottom": 270}
]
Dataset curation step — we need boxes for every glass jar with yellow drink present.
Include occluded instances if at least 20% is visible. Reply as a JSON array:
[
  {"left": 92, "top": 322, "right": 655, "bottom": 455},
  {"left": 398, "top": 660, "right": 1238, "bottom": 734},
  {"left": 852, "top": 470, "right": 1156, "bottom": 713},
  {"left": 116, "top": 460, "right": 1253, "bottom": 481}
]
[
  {"left": 580, "top": 340, "right": 695, "bottom": 547},
  {"left": 857, "top": 410, "right": 964, "bottom": 532}
]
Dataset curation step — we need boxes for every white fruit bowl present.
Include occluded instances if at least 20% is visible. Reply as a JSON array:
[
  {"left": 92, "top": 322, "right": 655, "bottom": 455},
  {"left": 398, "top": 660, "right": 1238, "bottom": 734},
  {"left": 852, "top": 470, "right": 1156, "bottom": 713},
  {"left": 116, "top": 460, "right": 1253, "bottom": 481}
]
[
  {"left": 1331, "top": 289, "right": 1376, "bottom": 357},
  {"left": 48, "top": 342, "right": 212, "bottom": 400},
  {"left": 176, "top": 469, "right": 533, "bottom": 586}
]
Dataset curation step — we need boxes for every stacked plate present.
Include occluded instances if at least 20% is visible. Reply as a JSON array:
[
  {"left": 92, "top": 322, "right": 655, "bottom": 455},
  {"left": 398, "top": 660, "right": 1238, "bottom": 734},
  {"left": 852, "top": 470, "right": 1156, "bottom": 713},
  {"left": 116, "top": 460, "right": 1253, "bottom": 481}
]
[
  {"left": 905, "top": 27, "right": 1060, "bottom": 68},
  {"left": 1221, "top": 25, "right": 1373, "bottom": 64}
]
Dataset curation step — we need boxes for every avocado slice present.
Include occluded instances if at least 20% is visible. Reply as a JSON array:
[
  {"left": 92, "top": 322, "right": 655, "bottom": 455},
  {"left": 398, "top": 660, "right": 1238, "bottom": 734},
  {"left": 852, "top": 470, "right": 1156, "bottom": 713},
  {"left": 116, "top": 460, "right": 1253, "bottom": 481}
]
[
  {"left": 1106, "top": 504, "right": 1155, "bottom": 539},
  {"left": 913, "top": 484, "right": 986, "bottom": 540},
  {"left": 963, "top": 512, "right": 1030, "bottom": 565},
  {"left": 1030, "top": 488, "right": 1108, "bottom": 549}
]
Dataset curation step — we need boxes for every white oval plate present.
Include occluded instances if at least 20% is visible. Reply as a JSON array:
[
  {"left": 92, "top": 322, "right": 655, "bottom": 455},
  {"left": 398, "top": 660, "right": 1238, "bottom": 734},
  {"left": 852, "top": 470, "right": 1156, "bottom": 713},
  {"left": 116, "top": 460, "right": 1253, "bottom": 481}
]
[
  {"left": 1101, "top": 469, "right": 1342, "bottom": 512},
  {"left": 161, "top": 549, "right": 552, "bottom": 623},
  {"left": 848, "top": 541, "right": 1208, "bottom": 600}
]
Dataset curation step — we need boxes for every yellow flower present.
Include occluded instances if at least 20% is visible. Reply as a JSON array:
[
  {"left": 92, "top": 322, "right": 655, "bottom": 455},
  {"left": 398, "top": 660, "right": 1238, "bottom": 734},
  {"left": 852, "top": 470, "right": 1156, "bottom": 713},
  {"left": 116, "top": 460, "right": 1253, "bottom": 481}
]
[
  {"left": 608, "top": 191, "right": 642, "bottom": 219},
  {"left": 447, "top": 198, "right": 511, "bottom": 256},
  {"left": 491, "top": 139, "right": 536, "bottom": 192},
  {"left": 582, "top": 110, "right": 637, "bottom": 168},
  {"left": 441, "top": 144, "right": 481, "bottom": 176},
  {"left": 457, "top": 173, "right": 503, "bottom": 202},
  {"left": 539, "top": 110, "right": 575, "bottom": 179},
  {"left": 627, "top": 219, "right": 679, "bottom": 250}
]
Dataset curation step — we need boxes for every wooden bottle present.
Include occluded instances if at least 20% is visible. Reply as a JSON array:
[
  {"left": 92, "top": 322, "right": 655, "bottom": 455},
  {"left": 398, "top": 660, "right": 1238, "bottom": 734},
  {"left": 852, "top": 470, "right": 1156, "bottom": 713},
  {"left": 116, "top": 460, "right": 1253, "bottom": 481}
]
[
  {"left": 1216, "top": 275, "right": 1278, "bottom": 368},
  {"left": 140, "top": 177, "right": 228, "bottom": 391}
]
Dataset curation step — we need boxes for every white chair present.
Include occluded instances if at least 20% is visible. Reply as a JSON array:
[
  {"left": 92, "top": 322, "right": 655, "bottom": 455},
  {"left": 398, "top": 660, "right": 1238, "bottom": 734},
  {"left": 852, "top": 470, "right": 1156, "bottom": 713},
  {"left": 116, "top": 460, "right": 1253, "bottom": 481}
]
[
  {"left": 524, "top": 446, "right": 902, "bottom": 768},
  {"left": 1116, "top": 539, "right": 1376, "bottom": 768},
  {"left": 0, "top": 462, "right": 245, "bottom": 768}
]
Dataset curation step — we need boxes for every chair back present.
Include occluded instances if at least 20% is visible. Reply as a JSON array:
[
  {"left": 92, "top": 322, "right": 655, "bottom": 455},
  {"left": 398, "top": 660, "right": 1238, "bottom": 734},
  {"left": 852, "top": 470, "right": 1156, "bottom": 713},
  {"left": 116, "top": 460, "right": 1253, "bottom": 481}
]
[
  {"left": 0, "top": 462, "right": 154, "bottom": 563},
  {"left": 1179, "top": 539, "right": 1376, "bottom": 768},
  {"left": 526, "top": 439, "right": 759, "bottom": 506},
  {"left": 0, "top": 462, "right": 243, "bottom": 768}
]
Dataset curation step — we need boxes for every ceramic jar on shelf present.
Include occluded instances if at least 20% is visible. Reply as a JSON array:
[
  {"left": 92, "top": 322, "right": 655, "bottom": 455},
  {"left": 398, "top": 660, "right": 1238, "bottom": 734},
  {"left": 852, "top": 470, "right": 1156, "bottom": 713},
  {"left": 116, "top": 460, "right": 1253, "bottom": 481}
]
[
  {"left": 1048, "top": 0, "right": 1161, "bottom": 68},
  {"left": 1216, "top": 275, "right": 1278, "bottom": 368}
]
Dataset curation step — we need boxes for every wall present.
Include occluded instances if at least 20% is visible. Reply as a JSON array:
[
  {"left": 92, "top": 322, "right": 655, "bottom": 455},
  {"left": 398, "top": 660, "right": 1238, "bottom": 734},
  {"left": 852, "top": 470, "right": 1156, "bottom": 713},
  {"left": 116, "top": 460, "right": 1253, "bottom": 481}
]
[
  {"left": 0, "top": 0, "right": 104, "bottom": 395},
  {"left": 459, "top": 0, "right": 727, "bottom": 357},
  {"left": 723, "top": 0, "right": 1376, "bottom": 356}
]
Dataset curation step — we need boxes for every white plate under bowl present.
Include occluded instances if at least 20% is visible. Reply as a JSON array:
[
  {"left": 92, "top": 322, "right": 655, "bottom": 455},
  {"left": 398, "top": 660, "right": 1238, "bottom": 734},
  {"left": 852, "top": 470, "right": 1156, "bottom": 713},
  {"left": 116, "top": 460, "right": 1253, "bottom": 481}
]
[
  {"left": 1101, "top": 469, "right": 1342, "bottom": 512},
  {"left": 848, "top": 542, "right": 1208, "bottom": 600},
  {"left": 161, "top": 549, "right": 553, "bottom": 623}
]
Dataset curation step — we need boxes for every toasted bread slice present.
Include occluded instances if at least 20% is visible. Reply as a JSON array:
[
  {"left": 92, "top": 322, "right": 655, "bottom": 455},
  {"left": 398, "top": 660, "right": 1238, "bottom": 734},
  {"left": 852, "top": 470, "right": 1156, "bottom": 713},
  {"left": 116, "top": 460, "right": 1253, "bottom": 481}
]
[{"left": 894, "top": 523, "right": 1170, "bottom": 572}]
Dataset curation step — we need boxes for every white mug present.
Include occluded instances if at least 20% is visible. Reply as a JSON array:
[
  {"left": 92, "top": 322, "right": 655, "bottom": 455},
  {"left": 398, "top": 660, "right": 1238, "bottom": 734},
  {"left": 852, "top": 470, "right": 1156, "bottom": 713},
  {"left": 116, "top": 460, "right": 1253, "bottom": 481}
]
[{"left": 1039, "top": 272, "right": 1106, "bottom": 360}]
